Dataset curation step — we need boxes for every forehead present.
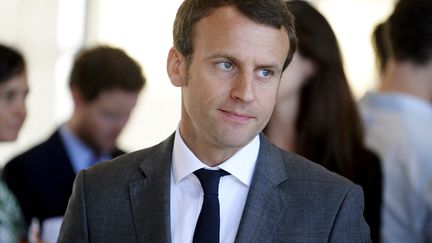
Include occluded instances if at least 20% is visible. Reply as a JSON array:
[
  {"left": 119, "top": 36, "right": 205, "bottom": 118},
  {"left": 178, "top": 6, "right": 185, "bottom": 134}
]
[
  {"left": 192, "top": 6, "right": 289, "bottom": 67},
  {"left": 86, "top": 89, "right": 138, "bottom": 109},
  {"left": 0, "top": 73, "right": 28, "bottom": 90}
]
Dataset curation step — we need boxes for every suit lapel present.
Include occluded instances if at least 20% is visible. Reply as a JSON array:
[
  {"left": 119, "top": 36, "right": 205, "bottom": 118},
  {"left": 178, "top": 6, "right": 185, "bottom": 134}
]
[
  {"left": 235, "top": 134, "right": 291, "bottom": 242},
  {"left": 128, "top": 134, "right": 175, "bottom": 243},
  {"left": 125, "top": 133, "right": 292, "bottom": 242},
  {"left": 50, "top": 130, "right": 76, "bottom": 179}
]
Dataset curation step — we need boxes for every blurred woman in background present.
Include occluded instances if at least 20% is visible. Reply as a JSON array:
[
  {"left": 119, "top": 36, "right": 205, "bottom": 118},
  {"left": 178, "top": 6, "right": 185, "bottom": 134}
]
[
  {"left": 0, "top": 43, "right": 28, "bottom": 243},
  {"left": 264, "top": 1, "right": 382, "bottom": 241}
]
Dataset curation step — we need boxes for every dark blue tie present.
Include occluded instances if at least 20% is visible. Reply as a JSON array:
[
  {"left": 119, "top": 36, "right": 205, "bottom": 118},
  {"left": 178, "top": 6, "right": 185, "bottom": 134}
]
[{"left": 193, "top": 169, "right": 229, "bottom": 243}]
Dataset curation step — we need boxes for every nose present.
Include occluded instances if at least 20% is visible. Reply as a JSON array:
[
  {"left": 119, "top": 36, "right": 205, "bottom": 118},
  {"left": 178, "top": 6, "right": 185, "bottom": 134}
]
[
  {"left": 230, "top": 71, "right": 255, "bottom": 103},
  {"left": 14, "top": 97, "right": 27, "bottom": 121},
  {"left": 114, "top": 114, "right": 130, "bottom": 134}
]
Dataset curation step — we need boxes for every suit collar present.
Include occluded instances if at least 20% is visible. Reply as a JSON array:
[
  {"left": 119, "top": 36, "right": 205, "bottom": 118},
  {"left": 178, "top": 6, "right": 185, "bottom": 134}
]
[
  {"left": 235, "top": 134, "right": 292, "bottom": 242},
  {"left": 129, "top": 133, "right": 175, "bottom": 243},
  {"left": 127, "top": 133, "right": 292, "bottom": 242},
  {"left": 45, "top": 130, "right": 76, "bottom": 179},
  {"left": 254, "top": 133, "right": 290, "bottom": 185}
]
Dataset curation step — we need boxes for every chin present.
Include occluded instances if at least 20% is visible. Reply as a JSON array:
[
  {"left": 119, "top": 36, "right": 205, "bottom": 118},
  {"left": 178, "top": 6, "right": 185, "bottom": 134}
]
[
  {"left": 217, "top": 133, "right": 255, "bottom": 148},
  {"left": 0, "top": 134, "right": 18, "bottom": 142},
  {"left": 102, "top": 144, "right": 116, "bottom": 153}
]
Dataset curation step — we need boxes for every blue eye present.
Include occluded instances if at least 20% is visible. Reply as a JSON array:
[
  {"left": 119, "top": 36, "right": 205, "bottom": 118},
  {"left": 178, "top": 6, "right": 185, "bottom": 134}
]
[
  {"left": 258, "top": 69, "right": 272, "bottom": 78},
  {"left": 224, "top": 62, "right": 232, "bottom": 69},
  {"left": 218, "top": 61, "right": 233, "bottom": 70}
]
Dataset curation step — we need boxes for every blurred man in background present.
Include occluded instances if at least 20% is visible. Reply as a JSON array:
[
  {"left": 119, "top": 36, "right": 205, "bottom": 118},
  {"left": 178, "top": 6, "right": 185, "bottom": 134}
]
[
  {"left": 2, "top": 45, "right": 145, "bottom": 241},
  {"left": 359, "top": 0, "right": 432, "bottom": 242}
]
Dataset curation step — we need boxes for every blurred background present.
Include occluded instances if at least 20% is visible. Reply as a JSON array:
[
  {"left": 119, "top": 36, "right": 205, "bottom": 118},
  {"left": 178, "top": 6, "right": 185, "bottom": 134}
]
[{"left": 0, "top": 0, "right": 395, "bottom": 165}]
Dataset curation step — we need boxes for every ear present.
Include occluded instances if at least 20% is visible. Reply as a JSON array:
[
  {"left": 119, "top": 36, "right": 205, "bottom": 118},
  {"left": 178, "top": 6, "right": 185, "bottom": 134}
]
[
  {"left": 70, "top": 86, "right": 85, "bottom": 108},
  {"left": 167, "top": 47, "right": 187, "bottom": 87}
]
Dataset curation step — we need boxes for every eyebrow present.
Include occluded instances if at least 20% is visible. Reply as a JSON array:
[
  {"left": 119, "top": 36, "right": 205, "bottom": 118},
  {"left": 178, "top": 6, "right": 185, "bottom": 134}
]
[
  {"left": 207, "top": 53, "right": 283, "bottom": 72},
  {"left": 256, "top": 64, "right": 282, "bottom": 74},
  {"left": 207, "top": 53, "right": 237, "bottom": 62}
]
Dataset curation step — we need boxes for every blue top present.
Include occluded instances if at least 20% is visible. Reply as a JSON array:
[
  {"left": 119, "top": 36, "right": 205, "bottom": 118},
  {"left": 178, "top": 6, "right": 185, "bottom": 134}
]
[{"left": 359, "top": 91, "right": 432, "bottom": 243}]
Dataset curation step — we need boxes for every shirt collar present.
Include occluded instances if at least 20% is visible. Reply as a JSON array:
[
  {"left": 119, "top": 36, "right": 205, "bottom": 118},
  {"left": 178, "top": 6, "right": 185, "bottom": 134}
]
[
  {"left": 59, "top": 125, "right": 111, "bottom": 172},
  {"left": 172, "top": 128, "right": 260, "bottom": 186},
  {"left": 363, "top": 91, "right": 432, "bottom": 115}
]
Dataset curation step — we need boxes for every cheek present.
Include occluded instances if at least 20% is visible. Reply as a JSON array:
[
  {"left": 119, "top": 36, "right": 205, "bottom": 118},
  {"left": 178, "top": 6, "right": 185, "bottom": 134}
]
[
  {"left": 264, "top": 98, "right": 277, "bottom": 115},
  {"left": 98, "top": 117, "right": 122, "bottom": 136},
  {"left": 96, "top": 118, "right": 113, "bottom": 132},
  {"left": 0, "top": 108, "right": 13, "bottom": 128},
  {"left": 184, "top": 81, "right": 217, "bottom": 110},
  {"left": 0, "top": 103, "right": 7, "bottom": 116},
  {"left": 0, "top": 120, "right": 5, "bottom": 133},
  {"left": 260, "top": 81, "right": 279, "bottom": 99},
  {"left": 85, "top": 114, "right": 108, "bottom": 135},
  {"left": 0, "top": 109, "right": 6, "bottom": 123},
  {"left": 183, "top": 90, "right": 202, "bottom": 120},
  {"left": 259, "top": 88, "right": 278, "bottom": 112}
]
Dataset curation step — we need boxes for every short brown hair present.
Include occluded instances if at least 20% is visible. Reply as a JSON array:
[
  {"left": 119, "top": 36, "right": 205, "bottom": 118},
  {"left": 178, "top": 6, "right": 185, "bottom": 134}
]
[
  {"left": 69, "top": 45, "right": 145, "bottom": 102},
  {"left": 0, "top": 44, "right": 25, "bottom": 83},
  {"left": 387, "top": 0, "right": 432, "bottom": 65},
  {"left": 173, "top": 0, "right": 297, "bottom": 70}
]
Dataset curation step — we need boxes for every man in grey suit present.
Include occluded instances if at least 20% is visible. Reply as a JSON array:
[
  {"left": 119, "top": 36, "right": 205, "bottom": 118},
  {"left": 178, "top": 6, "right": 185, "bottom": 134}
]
[{"left": 59, "top": 0, "right": 371, "bottom": 242}]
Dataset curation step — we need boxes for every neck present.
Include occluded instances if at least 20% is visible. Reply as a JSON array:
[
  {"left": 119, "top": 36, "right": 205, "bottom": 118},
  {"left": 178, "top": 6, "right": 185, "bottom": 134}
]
[
  {"left": 380, "top": 60, "right": 432, "bottom": 102},
  {"left": 179, "top": 126, "right": 241, "bottom": 167},
  {"left": 66, "top": 114, "right": 104, "bottom": 156},
  {"left": 66, "top": 114, "right": 79, "bottom": 137}
]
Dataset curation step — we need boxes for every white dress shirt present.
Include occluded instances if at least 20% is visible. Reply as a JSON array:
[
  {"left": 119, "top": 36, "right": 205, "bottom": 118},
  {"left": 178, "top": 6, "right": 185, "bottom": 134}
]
[{"left": 170, "top": 129, "right": 259, "bottom": 243}]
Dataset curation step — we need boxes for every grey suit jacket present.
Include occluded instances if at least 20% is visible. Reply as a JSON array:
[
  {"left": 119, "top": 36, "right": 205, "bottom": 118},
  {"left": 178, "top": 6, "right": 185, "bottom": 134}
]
[{"left": 58, "top": 133, "right": 371, "bottom": 242}]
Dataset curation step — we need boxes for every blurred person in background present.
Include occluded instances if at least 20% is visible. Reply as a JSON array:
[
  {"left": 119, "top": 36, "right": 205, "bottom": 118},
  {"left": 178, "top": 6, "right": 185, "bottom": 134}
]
[
  {"left": 371, "top": 22, "right": 389, "bottom": 78},
  {"left": 264, "top": 1, "right": 382, "bottom": 241},
  {"left": 2, "top": 45, "right": 146, "bottom": 242},
  {"left": 0, "top": 43, "right": 28, "bottom": 242},
  {"left": 359, "top": 0, "right": 432, "bottom": 242}
]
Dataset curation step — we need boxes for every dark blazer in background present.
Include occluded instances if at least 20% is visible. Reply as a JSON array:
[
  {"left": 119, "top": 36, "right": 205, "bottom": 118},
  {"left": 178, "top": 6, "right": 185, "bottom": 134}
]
[
  {"left": 58, "top": 133, "right": 371, "bottom": 242},
  {"left": 1, "top": 129, "right": 124, "bottom": 227}
]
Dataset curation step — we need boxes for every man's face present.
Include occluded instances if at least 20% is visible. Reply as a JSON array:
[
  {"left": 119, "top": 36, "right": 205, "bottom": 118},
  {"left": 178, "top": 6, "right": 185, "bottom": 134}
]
[
  {"left": 169, "top": 6, "right": 290, "bottom": 161},
  {"left": 74, "top": 89, "right": 138, "bottom": 154},
  {"left": 0, "top": 72, "right": 28, "bottom": 141}
]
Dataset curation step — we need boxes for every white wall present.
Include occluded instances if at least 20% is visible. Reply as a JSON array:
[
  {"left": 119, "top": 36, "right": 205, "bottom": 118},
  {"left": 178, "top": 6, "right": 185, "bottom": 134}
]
[
  {"left": 0, "top": 0, "right": 395, "bottom": 166},
  {"left": 314, "top": 0, "right": 393, "bottom": 97},
  {"left": 84, "top": 0, "right": 184, "bottom": 152},
  {"left": 0, "top": 0, "right": 60, "bottom": 165}
]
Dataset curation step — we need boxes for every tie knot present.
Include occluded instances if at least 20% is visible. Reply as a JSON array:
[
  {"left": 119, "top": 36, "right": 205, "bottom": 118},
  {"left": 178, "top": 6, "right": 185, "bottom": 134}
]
[{"left": 194, "top": 169, "right": 229, "bottom": 196}]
